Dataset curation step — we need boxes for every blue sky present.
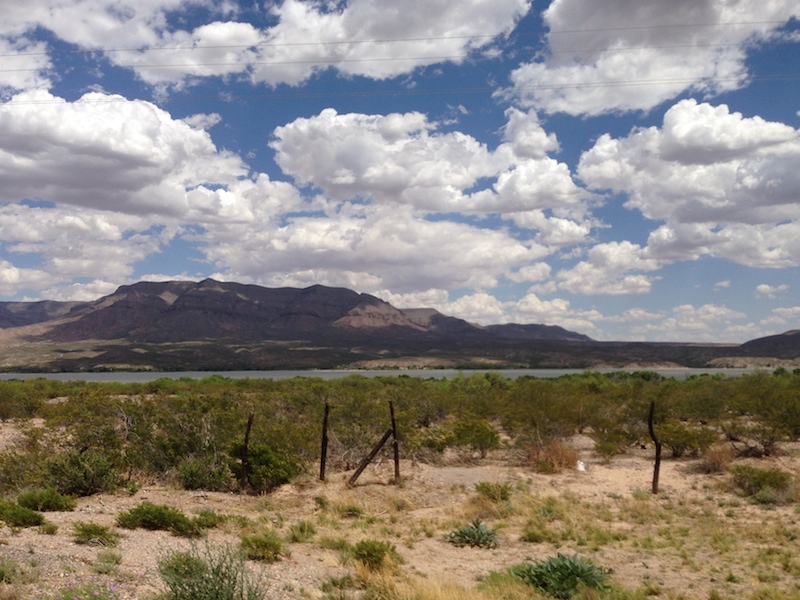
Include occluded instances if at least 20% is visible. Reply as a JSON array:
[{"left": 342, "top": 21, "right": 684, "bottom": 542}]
[{"left": 0, "top": 0, "right": 798, "bottom": 343}]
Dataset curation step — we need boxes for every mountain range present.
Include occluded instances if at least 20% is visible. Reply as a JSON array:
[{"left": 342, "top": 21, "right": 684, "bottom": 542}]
[{"left": 0, "top": 279, "right": 797, "bottom": 372}]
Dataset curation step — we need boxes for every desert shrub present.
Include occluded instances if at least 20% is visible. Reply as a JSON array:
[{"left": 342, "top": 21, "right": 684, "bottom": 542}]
[
  {"left": 350, "top": 539, "right": 402, "bottom": 571},
  {"left": 17, "top": 487, "right": 76, "bottom": 512},
  {"left": 0, "top": 500, "right": 44, "bottom": 527},
  {"left": 444, "top": 519, "right": 498, "bottom": 549},
  {"left": 158, "top": 543, "right": 265, "bottom": 600},
  {"left": 452, "top": 418, "right": 500, "bottom": 458},
  {"left": 0, "top": 555, "right": 23, "bottom": 584},
  {"left": 240, "top": 529, "right": 286, "bottom": 562},
  {"left": 730, "top": 465, "right": 796, "bottom": 505},
  {"left": 657, "top": 421, "right": 718, "bottom": 458},
  {"left": 47, "top": 579, "right": 120, "bottom": 600},
  {"left": 475, "top": 481, "right": 512, "bottom": 503},
  {"left": 527, "top": 440, "right": 580, "bottom": 473},
  {"left": 509, "top": 553, "right": 609, "bottom": 598},
  {"left": 72, "top": 521, "right": 120, "bottom": 547},
  {"left": 192, "top": 509, "right": 227, "bottom": 530},
  {"left": 176, "top": 455, "right": 232, "bottom": 492},
  {"left": 116, "top": 501, "right": 203, "bottom": 537},
  {"left": 93, "top": 549, "right": 123, "bottom": 575},
  {"left": 46, "top": 449, "right": 118, "bottom": 497},
  {"left": 695, "top": 444, "right": 733, "bottom": 474},
  {"left": 288, "top": 520, "right": 316, "bottom": 543},
  {"left": 229, "top": 443, "right": 304, "bottom": 493}
]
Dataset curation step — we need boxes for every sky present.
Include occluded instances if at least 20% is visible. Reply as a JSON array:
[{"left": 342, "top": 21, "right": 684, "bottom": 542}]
[{"left": 0, "top": 0, "right": 799, "bottom": 343}]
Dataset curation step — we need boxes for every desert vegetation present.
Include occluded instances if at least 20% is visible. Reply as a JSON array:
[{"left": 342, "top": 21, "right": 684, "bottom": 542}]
[{"left": 0, "top": 369, "right": 797, "bottom": 598}]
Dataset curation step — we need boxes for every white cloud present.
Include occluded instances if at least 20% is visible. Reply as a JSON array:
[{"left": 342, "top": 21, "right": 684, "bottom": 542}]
[
  {"left": 507, "top": 0, "right": 799, "bottom": 115},
  {"left": 578, "top": 100, "right": 800, "bottom": 268},
  {"left": 638, "top": 303, "right": 747, "bottom": 342},
  {"left": 271, "top": 109, "right": 504, "bottom": 210},
  {"left": 199, "top": 205, "right": 544, "bottom": 294},
  {"left": 0, "top": 91, "right": 246, "bottom": 216},
  {"left": 755, "top": 283, "right": 790, "bottom": 299},
  {"left": 555, "top": 241, "right": 660, "bottom": 295},
  {"left": 2, "top": 0, "right": 530, "bottom": 89}
]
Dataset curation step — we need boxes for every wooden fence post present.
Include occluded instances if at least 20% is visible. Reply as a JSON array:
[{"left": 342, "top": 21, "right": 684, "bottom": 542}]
[
  {"left": 648, "top": 400, "right": 662, "bottom": 494},
  {"left": 320, "top": 402, "right": 330, "bottom": 481},
  {"left": 241, "top": 411, "right": 255, "bottom": 491},
  {"left": 389, "top": 401, "right": 400, "bottom": 483}
]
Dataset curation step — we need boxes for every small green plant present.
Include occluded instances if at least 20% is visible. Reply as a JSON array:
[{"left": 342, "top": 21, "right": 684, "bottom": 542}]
[
  {"left": 240, "top": 529, "right": 287, "bottom": 562},
  {"left": 48, "top": 579, "right": 120, "bottom": 600},
  {"left": 509, "top": 553, "right": 609, "bottom": 598},
  {"left": 0, "top": 555, "right": 23, "bottom": 584},
  {"left": 116, "top": 501, "right": 205, "bottom": 537},
  {"left": 17, "top": 488, "right": 76, "bottom": 512},
  {"left": 158, "top": 543, "right": 266, "bottom": 600},
  {"left": 176, "top": 455, "right": 232, "bottom": 492},
  {"left": 444, "top": 519, "right": 498, "bottom": 549},
  {"left": 72, "top": 521, "right": 120, "bottom": 547},
  {"left": 0, "top": 500, "right": 44, "bottom": 528},
  {"left": 730, "top": 465, "right": 795, "bottom": 505},
  {"left": 350, "top": 539, "right": 402, "bottom": 571},
  {"left": 39, "top": 521, "right": 59, "bottom": 535},
  {"left": 93, "top": 549, "right": 123, "bottom": 575},
  {"left": 288, "top": 520, "right": 316, "bottom": 543},
  {"left": 475, "top": 482, "right": 512, "bottom": 503}
]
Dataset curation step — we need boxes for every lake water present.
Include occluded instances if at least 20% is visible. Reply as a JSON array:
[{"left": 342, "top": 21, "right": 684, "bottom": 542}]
[{"left": 0, "top": 367, "right": 758, "bottom": 383}]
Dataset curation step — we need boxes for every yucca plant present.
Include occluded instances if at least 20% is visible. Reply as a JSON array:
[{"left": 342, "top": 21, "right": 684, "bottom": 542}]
[{"left": 444, "top": 519, "right": 498, "bottom": 549}]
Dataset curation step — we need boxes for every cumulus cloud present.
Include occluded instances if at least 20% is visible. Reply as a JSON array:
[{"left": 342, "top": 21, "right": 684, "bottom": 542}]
[
  {"left": 506, "top": 0, "right": 799, "bottom": 115},
  {"left": 1, "top": 0, "right": 530, "bottom": 90},
  {"left": 0, "top": 91, "right": 246, "bottom": 216},
  {"left": 555, "top": 241, "right": 660, "bottom": 295},
  {"left": 755, "top": 283, "right": 790, "bottom": 299},
  {"left": 199, "top": 205, "right": 544, "bottom": 294},
  {"left": 578, "top": 99, "right": 800, "bottom": 267}
]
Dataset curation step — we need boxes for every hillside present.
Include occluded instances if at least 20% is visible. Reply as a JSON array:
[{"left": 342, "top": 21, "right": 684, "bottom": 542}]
[{"left": 0, "top": 279, "right": 796, "bottom": 372}]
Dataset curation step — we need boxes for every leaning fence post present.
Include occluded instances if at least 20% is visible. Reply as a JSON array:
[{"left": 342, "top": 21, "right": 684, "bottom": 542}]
[
  {"left": 389, "top": 401, "right": 400, "bottom": 483},
  {"left": 320, "top": 402, "right": 330, "bottom": 481},
  {"left": 241, "top": 411, "right": 255, "bottom": 491},
  {"left": 648, "top": 400, "right": 662, "bottom": 494},
  {"left": 348, "top": 429, "right": 393, "bottom": 486}
]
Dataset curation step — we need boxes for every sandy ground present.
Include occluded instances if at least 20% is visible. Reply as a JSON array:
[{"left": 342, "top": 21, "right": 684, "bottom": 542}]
[{"left": 0, "top": 430, "right": 798, "bottom": 599}]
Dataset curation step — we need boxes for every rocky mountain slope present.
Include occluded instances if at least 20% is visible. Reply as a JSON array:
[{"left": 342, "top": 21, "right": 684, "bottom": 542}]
[{"left": 0, "top": 279, "right": 796, "bottom": 372}]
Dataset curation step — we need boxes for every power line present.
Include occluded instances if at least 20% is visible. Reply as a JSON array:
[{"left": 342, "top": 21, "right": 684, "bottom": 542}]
[
  {"left": 2, "top": 74, "right": 797, "bottom": 106},
  {"left": 0, "top": 18, "right": 793, "bottom": 59}
]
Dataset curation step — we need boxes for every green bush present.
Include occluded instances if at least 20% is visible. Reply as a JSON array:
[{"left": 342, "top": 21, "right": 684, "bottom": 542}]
[
  {"left": 351, "top": 539, "right": 402, "bottom": 570},
  {"left": 17, "top": 487, "right": 76, "bottom": 512},
  {"left": 0, "top": 555, "right": 23, "bottom": 584},
  {"left": 444, "top": 519, "right": 498, "bottom": 549},
  {"left": 230, "top": 443, "right": 303, "bottom": 493},
  {"left": 158, "top": 543, "right": 266, "bottom": 600},
  {"left": 475, "top": 481, "right": 512, "bottom": 503},
  {"left": 176, "top": 455, "right": 232, "bottom": 492},
  {"left": 657, "top": 421, "right": 717, "bottom": 458},
  {"left": 72, "top": 521, "right": 120, "bottom": 547},
  {"left": 288, "top": 520, "right": 316, "bottom": 543},
  {"left": 240, "top": 529, "right": 286, "bottom": 563},
  {"left": 0, "top": 500, "right": 45, "bottom": 527},
  {"left": 452, "top": 418, "right": 500, "bottom": 458},
  {"left": 116, "top": 501, "right": 205, "bottom": 537},
  {"left": 46, "top": 449, "right": 118, "bottom": 497},
  {"left": 510, "top": 553, "right": 609, "bottom": 598},
  {"left": 730, "top": 465, "right": 795, "bottom": 505}
]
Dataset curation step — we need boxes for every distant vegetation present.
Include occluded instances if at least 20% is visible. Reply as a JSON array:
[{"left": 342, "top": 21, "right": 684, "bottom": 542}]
[{"left": 0, "top": 368, "right": 798, "bottom": 497}]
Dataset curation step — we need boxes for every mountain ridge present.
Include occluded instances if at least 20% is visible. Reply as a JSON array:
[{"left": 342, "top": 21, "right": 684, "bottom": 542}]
[{"left": 0, "top": 279, "right": 796, "bottom": 372}]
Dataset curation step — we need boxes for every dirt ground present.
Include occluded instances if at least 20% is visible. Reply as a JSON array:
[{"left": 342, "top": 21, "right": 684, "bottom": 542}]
[{"left": 1, "top": 430, "right": 799, "bottom": 599}]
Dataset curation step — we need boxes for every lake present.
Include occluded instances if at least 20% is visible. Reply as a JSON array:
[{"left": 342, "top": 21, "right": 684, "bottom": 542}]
[{"left": 0, "top": 367, "right": 758, "bottom": 383}]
